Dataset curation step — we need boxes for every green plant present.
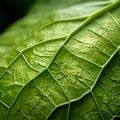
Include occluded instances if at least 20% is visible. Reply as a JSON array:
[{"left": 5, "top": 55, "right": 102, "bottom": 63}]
[{"left": 0, "top": 0, "right": 120, "bottom": 120}]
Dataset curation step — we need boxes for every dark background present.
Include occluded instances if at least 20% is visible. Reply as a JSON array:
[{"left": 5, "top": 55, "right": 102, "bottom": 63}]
[{"left": 0, "top": 0, "right": 35, "bottom": 33}]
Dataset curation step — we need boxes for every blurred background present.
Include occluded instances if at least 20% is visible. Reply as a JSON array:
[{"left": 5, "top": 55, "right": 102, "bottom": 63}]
[{"left": 0, "top": 0, "right": 36, "bottom": 33}]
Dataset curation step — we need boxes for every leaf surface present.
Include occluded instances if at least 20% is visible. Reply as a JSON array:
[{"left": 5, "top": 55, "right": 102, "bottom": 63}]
[{"left": 0, "top": 0, "right": 120, "bottom": 120}]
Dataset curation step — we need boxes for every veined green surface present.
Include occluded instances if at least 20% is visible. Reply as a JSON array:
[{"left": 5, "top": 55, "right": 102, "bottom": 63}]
[{"left": 0, "top": 0, "right": 120, "bottom": 120}]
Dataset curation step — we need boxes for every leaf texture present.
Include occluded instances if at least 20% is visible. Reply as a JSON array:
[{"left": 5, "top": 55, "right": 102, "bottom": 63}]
[{"left": 0, "top": 0, "right": 120, "bottom": 120}]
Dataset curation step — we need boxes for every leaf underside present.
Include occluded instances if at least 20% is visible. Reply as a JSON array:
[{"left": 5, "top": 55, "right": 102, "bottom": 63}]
[{"left": 0, "top": 0, "right": 120, "bottom": 120}]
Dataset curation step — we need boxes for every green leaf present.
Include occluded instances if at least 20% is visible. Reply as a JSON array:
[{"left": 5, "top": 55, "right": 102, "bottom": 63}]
[{"left": 0, "top": 0, "right": 120, "bottom": 120}]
